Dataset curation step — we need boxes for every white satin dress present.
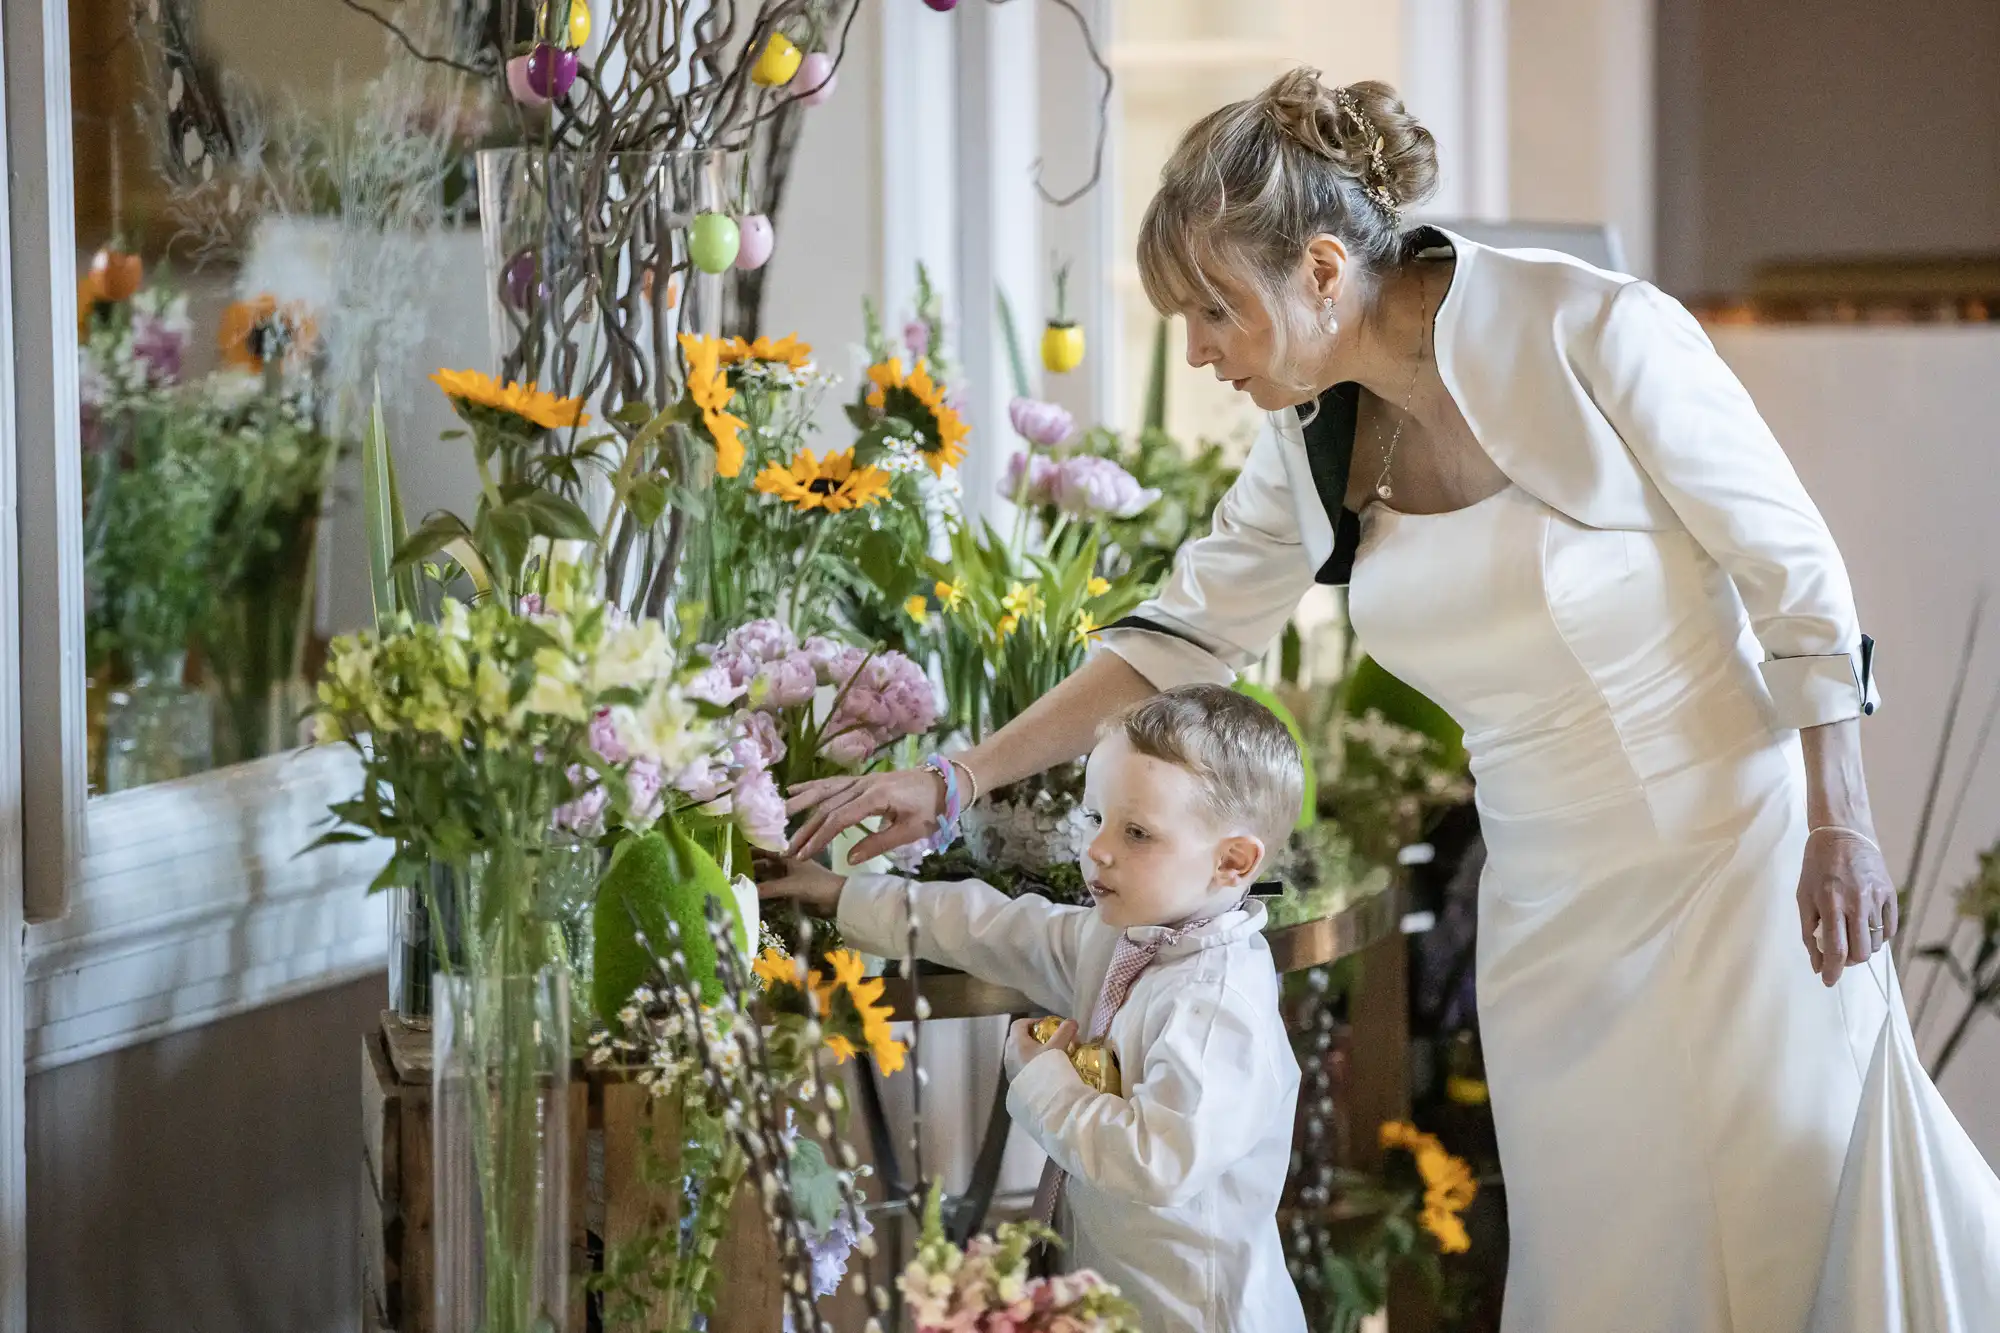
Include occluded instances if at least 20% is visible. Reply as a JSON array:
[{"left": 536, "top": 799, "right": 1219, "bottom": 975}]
[{"left": 1347, "top": 484, "right": 1896, "bottom": 1333}]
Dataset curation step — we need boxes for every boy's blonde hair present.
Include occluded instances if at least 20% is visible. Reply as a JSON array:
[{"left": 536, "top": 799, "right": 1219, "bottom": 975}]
[{"left": 1106, "top": 684, "right": 1305, "bottom": 851}]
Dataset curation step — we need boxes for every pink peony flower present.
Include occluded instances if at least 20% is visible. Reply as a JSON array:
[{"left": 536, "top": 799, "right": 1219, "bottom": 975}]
[
  {"left": 552, "top": 769, "right": 608, "bottom": 833},
  {"left": 819, "top": 727, "right": 878, "bottom": 768},
  {"left": 802, "top": 634, "right": 867, "bottom": 686},
  {"left": 720, "top": 618, "right": 798, "bottom": 667},
  {"left": 1007, "top": 397, "right": 1074, "bottom": 448},
  {"left": 731, "top": 769, "right": 788, "bottom": 850},
  {"left": 626, "top": 758, "right": 666, "bottom": 824},
  {"left": 1001, "top": 452, "right": 1061, "bottom": 507},
  {"left": 751, "top": 653, "right": 817, "bottom": 710},
  {"left": 735, "top": 708, "right": 787, "bottom": 769},
  {"left": 1051, "top": 455, "right": 1160, "bottom": 519},
  {"left": 687, "top": 664, "right": 744, "bottom": 706},
  {"left": 588, "top": 708, "right": 630, "bottom": 763}
]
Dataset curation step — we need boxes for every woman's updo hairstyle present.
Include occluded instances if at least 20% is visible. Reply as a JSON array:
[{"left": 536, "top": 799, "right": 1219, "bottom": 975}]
[{"left": 1138, "top": 68, "right": 1438, "bottom": 366}]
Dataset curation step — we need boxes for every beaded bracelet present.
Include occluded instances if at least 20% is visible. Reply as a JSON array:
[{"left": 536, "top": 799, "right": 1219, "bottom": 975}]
[{"left": 922, "top": 752, "right": 962, "bottom": 851}]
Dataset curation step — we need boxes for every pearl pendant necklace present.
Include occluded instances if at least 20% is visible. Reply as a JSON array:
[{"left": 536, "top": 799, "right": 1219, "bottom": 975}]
[{"left": 1371, "top": 270, "right": 1432, "bottom": 506}]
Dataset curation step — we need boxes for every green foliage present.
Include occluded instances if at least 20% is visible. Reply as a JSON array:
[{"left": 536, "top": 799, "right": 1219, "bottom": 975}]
[{"left": 1233, "top": 678, "right": 1317, "bottom": 830}]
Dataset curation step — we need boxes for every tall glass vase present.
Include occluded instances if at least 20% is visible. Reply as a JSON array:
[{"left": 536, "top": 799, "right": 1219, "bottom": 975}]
[
  {"left": 433, "top": 965, "right": 570, "bottom": 1333},
  {"left": 388, "top": 859, "right": 475, "bottom": 1027},
  {"left": 476, "top": 148, "right": 734, "bottom": 629},
  {"left": 103, "top": 650, "right": 213, "bottom": 792}
]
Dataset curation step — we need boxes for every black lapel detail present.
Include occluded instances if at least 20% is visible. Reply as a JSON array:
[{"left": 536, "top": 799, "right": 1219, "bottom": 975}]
[
  {"left": 1860, "top": 633, "right": 1876, "bottom": 716},
  {"left": 1106, "top": 614, "right": 1204, "bottom": 648},
  {"left": 1297, "top": 383, "right": 1362, "bottom": 586}
]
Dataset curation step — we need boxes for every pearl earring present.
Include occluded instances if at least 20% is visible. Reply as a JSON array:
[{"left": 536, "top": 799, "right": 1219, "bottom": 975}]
[{"left": 1320, "top": 296, "right": 1339, "bottom": 336}]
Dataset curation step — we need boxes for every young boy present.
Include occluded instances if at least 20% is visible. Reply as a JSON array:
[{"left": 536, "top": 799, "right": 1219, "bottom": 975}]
[{"left": 759, "top": 684, "right": 1309, "bottom": 1333}]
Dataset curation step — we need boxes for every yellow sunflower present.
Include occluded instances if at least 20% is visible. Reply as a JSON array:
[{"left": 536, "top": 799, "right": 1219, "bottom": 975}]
[
  {"left": 934, "top": 580, "right": 965, "bottom": 612},
  {"left": 753, "top": 947, "right": 804, "bottom": 991},
  {"left": 224, "top": 296, "right": 320, "bottom": 374},
  {"left": 754, "top": 448, "right": 892, "bottom": 513},
  {"left": 864, "top": 356, "right": 969, "bottom": 475},
  {"left": 828, "top": 952, "right": 906, "bottom": 1075},
  {"left": 430, "top": 368, "right": 591, "bottom": 431},
  {"left": 1421, "top": 1204, "right": 1472, "bottom": 1255},
  {"left": 721, "top": 333, "right": 813, "bottom": 372},
  {"left": 678, "top": 332, "right": 748, "bottom": 477},
  {"left": 824, "top": 1033, "right": 860, "bottom": 1063},
  {"left": 905, "top": 595, "right": 930, "bottom": 625}
]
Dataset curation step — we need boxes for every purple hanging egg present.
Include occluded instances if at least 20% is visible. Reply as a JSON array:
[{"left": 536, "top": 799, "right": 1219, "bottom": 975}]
[
  {"left": 500, "top": 249, "right": 541, "bottom": 309},
  {"left": 505, "top": 54, "right": 550, "bottom": 108},
  {"left": 733, "top": 215, "right": 774, "bottom": 271},
  {"left": 526, "top": 42, "right": 579, "bottom": 100},
  {"left": 796, "top": 51, "right": 838, "bottom": 106},
  {"left": 922, "top": 0, "right": 959, "bottom": 10}
]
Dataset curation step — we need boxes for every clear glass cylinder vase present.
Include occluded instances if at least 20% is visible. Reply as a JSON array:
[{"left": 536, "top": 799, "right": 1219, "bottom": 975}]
[
  {"left": 476, "top": 148, "right": 733, "bottom": 627},
  {"left": 433, "top": 965, "right": 571, "bottom": 1333},
  {"left": 388, "top": 860, "right": 476, "bottom": 1027}
]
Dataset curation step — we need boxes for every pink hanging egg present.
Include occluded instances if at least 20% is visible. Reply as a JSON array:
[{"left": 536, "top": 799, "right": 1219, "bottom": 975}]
[
  {"left": 734, "top": 215, "right": 774, "bottom": 271},
  {"left": 796, "top": 51, "right": 838, "bottom": 106},
  {"left": 505, "top": 55, "right": 550, "bottom": 108}
]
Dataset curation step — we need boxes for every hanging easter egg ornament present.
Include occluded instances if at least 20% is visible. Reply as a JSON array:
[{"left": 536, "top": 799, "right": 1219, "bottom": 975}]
[
  {"left": 90, "top": 247, "right": 144, "bottom": 303},
  {"left": 796, "top": 51, "right": 838, "bottom": 106},
  {"left": 505, "top": 54, "right": 551, "bottom": 107},
  {"left": 526, "top": 42, "right": 579, "bottom": 100},
  {"left": 500, "top": 248, "right": 541, "bottom": 310},
  {"left": 733, "top": 215, "right": 774, "bottom": 271},
  {"left": 689, "top": 212, "right": 741, "bottom": 274},
  {"left": 751, "top": 32, "right": 803, "bottom": 87},
  {"left": 537, "top": 0, "right": 591, "bottom": 47},
  {"left": 1041, "top": 259, "right": 1085, "bottom": 373},
  {"left": 923, "top": 0, "right": 960, "bottom": 11}
]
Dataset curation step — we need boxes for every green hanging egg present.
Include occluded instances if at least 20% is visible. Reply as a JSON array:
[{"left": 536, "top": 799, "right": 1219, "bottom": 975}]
[
  {"left": 591, "top": 817, "right": 745, "bottom": 1025},
  {"left": 689, "top": 212, "right": 741, "bottom": 275}
]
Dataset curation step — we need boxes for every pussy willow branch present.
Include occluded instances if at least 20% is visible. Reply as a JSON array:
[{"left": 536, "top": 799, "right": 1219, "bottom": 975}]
[{"left": 983, "top": 0, "right": 1113, "bottom": 207}]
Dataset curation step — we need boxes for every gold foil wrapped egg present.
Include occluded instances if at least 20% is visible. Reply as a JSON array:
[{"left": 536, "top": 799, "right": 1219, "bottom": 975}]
[{"left": 1029, "top": 1017, "right": 1121, "bottom": 1094}]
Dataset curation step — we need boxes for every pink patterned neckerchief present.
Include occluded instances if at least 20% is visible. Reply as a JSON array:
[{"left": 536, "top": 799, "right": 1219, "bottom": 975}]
[{"left": 1029, "top": 908, "right": 1235, "bottom": 1225}]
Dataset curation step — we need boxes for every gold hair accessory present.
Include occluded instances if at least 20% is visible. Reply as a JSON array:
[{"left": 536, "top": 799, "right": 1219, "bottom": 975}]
[
  {"left": 1331, "top": 86, "right": 1401, "bottom": 223},
  {"left": 1031, "top": 1015, "right": 1122, "bottom": 1095}
]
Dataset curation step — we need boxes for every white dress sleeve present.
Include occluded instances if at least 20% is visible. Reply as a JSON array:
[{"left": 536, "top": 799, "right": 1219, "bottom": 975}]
[
  {"left": 836, "top": 873, "right": 1087, "bottom": 1018},
  {"left": 1093, "top": 415, "right": 1319, "bottom": 688},
  {"left": 1004, "top": 979, "right": 1277, "bottom": 1209},
  {"left": 1580, "top": 279, "right": 1879, "bottom": 728}
]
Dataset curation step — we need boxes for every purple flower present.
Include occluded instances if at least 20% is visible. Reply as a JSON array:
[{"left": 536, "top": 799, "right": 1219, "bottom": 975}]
[
  {"left": 751, "top": 653, "right": 817, "bottom": 710},
  {"left": 518, "top": 593, "right": 545, "bottom": 616},
  {"left": 687, "top": 665, "right": 744, "bottom": 707},
  {"left": 731, "top": 769, "right": 788, "bottom": 850},
  {"left": 1002, "top": 451, "right": 1061, "bottom": 507},
  {"left": 129, "top": 312, "right": 186, "bottom": 384},
  {"left": 827, "top": 651, "right": 937, "bottom": 742},
  {"left": 902, "top": 318, "right": 931, "bottom": 361},
  {"left": 720, "top": 618, "right": 799, "bottom": 668},
  {"left": 588, "top": 708, "right": 630, "bottom": 764},
  {"left": 1007, "top": 397, "right": 1074, "bottom": 448},
  {"left": 625, "top": 759, "right": 666, "bottom": 824},
  {"left": 1052, "top": 454, "right": 1161, "bottom": 519}
]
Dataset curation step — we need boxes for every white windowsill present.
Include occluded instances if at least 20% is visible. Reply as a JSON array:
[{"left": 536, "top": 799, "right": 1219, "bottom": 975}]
[{"left": 22, "top": 745, "right": 389, "bottom": 1074}]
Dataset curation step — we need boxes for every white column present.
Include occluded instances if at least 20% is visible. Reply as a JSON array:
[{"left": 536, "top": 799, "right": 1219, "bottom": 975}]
[
  {"left": 1401, "top": 0, "right": 1509, "bottom": 223},
  {"left": 953, "top": 0, "right": 1039, "bottom": 526},
  {"left": 1037, "top": 0, "right": 1115, "bottom": 434},
  {"left": 879, "top": 2, "right": 960, "bottom": 331}
]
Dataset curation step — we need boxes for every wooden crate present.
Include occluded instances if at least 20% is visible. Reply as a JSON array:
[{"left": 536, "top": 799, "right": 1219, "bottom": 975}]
[{"left": 362, "top": 1013, "right": 786, "bottom": 1333}]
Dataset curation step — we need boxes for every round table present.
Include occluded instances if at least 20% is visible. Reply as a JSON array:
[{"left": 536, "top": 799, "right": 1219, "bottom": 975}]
[{"left": 861, "top": 888, "right": 1403, "bottom": 1243}]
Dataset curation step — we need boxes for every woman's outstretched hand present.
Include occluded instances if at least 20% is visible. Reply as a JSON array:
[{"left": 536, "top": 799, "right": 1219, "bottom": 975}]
[
  {"left": 785, "top": 767, "right": 945, "bottom": 862},
  {"left": 1797, "top": 826, "right": 1898, "bottom": 988}
]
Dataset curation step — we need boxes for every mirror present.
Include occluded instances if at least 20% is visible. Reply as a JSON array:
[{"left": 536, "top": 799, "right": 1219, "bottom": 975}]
[{"left": 68, "top": 0, "right": 491, "bottom": 794}]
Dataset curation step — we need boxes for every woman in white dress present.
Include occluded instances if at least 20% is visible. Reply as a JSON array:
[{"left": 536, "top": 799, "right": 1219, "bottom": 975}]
[{"left": 788, "top": 70, "right": 1997, "bottom": 1331}]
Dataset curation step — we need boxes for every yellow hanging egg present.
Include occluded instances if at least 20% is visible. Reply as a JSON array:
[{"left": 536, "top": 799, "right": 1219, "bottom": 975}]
[
  {"left": 536, "top": 0, "right": 592, "bottom": 48},
  {"left": 1041, "top": 322, "right": 1085, "bottom": 374},
  {"left": 751, "top": 33, "right": 804, "bottom": 87}
]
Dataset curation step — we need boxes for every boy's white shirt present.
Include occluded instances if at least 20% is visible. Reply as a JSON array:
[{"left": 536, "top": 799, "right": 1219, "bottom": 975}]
[{"left": 839, "top": 873, "right": 1308, "bottom": 1333}]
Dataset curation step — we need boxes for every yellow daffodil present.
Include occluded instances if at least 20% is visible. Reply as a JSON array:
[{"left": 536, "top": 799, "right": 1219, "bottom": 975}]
[
  {"left": 678, "top": 332, "right": 748, "bottom": 476},
  {"left": 1073, "top": 609, "right": 1099, "bottom": 645},
  {"left": 720, "top": 333, "right": 813, "bottom": 372},
  {"left": 997, "top": 612, "right": 1020, "bottom": 640},
  {"left": 934, "top": 580, "right": 965, "bottom": 612},
  {"left": 1001, "top": 581, "right": 1043, "bottom": 618},
  {"left": 905, "top": 595, "right": 930, "bottom": 625},
  {"left": 864, "top": 356, "right": 969, "bottom": 474},
  {"left": 1087, "top": 576, "right": 1111, "bottom": 598},
  {"left": 754, "top": 447, "right": 892, "bottom": 513},
  {"left": 430, "top": 367, "right": 591, "bottom": 431}
]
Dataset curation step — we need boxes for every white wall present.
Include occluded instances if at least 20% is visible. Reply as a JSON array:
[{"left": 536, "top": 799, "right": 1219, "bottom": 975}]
[{"left": 1714, "top": 325, "right": 2000, "bottom": 1161}]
